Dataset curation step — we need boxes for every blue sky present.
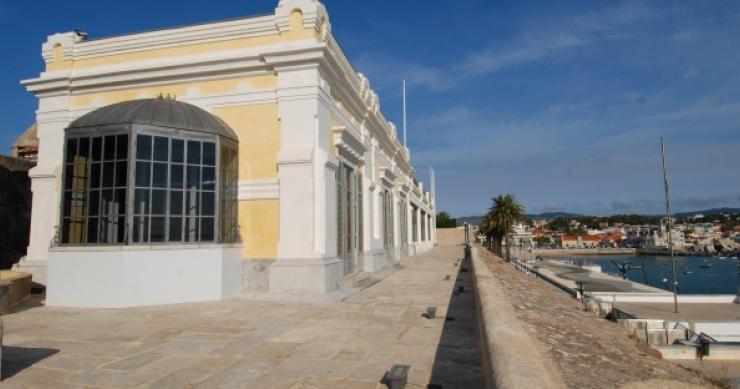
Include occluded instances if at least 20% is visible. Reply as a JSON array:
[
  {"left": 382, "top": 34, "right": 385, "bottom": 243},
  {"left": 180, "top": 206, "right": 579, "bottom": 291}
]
[{"left": 1, "top": 1, "right": 739, "bottom": 217}]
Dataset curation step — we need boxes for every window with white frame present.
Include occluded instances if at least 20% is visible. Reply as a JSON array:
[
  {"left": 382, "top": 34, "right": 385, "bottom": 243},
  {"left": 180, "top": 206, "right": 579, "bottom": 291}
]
[{"left": 336, "top": 162, "right": 362, "bottom": 274}]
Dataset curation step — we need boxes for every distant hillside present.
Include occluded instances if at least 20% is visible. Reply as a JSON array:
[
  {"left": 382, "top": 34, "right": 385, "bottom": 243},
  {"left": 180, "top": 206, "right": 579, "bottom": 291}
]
[
  {"left": 527, "top": 212, "right": 583, "bottom": 220},
  {"left": 456, "top": 212, "right": 582, "bottom": 226},
  {"left": 672, "top": 208, "right": 740, "bottom": 218},
  {"left": 456, "top": 216, "right": 484, "bottom": 226},
  {"left": 454, "top": 207, "right": 740, "bottom": 226}
]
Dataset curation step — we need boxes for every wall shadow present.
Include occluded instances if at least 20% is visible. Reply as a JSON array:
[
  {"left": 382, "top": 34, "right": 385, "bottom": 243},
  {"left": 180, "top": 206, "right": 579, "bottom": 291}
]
[
  {"left": 427, "top": 248, "right": 483, "bottom": 388},
  {"left": 1, "top": 346, "right": 59, "bottom": 380},
  {"left": 9, "top": 294, "right": 46, "bottom": 314}
]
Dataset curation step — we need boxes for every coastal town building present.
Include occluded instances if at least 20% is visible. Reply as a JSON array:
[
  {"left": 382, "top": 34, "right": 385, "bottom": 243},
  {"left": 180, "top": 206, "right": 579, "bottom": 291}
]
[
  {"left": 11, "top": 123, "right": 39, "bottom": 162},
  {"left": 642, "top": 219, "right": 686, "bottom": 251},
  {"left": 511, "top": 222, "right": 533, "bottom": 248},
  {"left": 15, "top": 0, "right": 436, "bottom": 307},
  {"left": 522, "top": 215, "right": 739, "bottom": 253},
  {"left": 561, "top": 233, "right": 601, "bottom": 249},
  {"left": 561, "top": 234, "right": 578, "bottom": 248}
]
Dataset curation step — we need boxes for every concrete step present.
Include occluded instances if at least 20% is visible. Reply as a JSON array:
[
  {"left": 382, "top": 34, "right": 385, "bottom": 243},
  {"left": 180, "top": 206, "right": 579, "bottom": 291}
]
[
  {"left": 342, "top": 272, "right": 376, "bottom": 289},
  {"left": 654, "top": 345, "right": 698, "bottom": 360},
  {"left": 705, "top": 343, "right": 740, "bottom": 360},
  {"left": 342, "top": 265, "right": 402, "bottom": 290}
]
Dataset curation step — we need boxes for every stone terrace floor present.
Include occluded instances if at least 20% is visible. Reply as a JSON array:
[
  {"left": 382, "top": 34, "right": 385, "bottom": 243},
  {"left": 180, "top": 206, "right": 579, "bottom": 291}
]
[{"left": 1, "top": 243, "right": 482, "bottom": 388}]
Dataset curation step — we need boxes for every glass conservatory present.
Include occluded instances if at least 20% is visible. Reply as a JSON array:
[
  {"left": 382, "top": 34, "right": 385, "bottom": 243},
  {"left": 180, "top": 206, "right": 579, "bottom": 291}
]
[{"left": 60, "top": 98, "right": 239, "bottom": 246}]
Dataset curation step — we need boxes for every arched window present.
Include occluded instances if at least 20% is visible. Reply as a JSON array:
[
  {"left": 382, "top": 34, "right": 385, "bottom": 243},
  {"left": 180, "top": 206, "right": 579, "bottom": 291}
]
[{"left": 59, "top": 98, "right": 238, "bottom": 245}]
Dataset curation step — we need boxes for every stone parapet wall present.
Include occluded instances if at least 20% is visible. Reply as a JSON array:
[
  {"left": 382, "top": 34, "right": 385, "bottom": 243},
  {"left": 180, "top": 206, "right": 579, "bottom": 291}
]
[
  {"left": 534, "top": 248, "right": 637, "bottom": 257},
  {"left": 469, "top": 245, "right": 566, "bottom": 389}
]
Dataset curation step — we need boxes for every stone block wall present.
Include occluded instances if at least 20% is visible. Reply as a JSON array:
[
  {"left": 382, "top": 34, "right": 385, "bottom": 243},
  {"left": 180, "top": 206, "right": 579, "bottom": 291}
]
[{"left": 0, "top": 156, "right": 33, "bottom": 270}]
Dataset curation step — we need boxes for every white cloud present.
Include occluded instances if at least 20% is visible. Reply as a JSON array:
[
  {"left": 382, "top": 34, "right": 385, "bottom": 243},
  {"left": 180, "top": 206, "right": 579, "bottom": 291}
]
[
  {"left": 357, "top": 1, "right": 659, "bottom": 93},
  {"left": 349, "top": 1, "right": 740, "bottom": 216}
]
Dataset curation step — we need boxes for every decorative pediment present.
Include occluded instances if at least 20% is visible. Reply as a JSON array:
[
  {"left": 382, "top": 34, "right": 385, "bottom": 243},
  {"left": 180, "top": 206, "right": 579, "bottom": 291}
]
[
  {"left": 275, "top": 0, "right": 330, "bottom": 36},
  {"left": 41, "top": 31, "right": 87, "bottom": 63},
  {"left": 395, "top": 176, "right": 410, "bottom": 193},
  {"left": 332, "top": 125, "right": 366, "bottom": 166},
  {"left": 379, "top": 167, "right": 397, "bottom": 187},
  {"left": 388, "top": 122, "right": 397, "bottom": 140}
]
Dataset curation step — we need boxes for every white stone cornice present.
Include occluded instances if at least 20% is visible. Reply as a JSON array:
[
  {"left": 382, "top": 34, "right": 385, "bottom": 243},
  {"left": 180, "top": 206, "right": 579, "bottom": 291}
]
[
  {"left": 73, "top": 16, "right": 275, "bottom": 60},
  {"left": 321, "top": 35, "right": 407, "bottom": 163},
  {"left": 24, "top": 43, "right": 327, "bottom": 97},
  {"left": 238, "top": 179, "right": 280, "bottom": 200},
  {"left": 262, "top": 45, "right": 327, "bottom": 68}
]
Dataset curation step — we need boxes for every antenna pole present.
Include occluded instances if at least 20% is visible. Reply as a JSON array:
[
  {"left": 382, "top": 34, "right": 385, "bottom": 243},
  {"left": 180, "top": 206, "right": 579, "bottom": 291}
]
[
  {"left": 403, "top": 79, "right": 407, "bottom": 149},
  {"left": 661, "top": 137, "right": 679, "bottom": 314}
]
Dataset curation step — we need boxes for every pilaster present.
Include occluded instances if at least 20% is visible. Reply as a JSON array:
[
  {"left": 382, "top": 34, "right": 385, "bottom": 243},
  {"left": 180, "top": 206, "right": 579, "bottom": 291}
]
[
  {"left": 269, "top": 63, "right": 342, "bottom": 294},
  {"left": 16, "top": 95, "right": 72, "bottom": 285}
]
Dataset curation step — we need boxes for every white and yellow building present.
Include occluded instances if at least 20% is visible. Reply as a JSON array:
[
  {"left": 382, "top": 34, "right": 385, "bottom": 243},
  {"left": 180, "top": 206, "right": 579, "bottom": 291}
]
[{"left": 16, "top": 0, "right": 436, "bottom": 307}]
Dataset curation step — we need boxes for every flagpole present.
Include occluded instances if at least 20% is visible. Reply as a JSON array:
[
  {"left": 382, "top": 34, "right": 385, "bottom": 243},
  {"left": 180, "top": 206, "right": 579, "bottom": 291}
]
[
  {"left": 661, "top": 137, "right": 679, "bottom": 314},
  {"left": 403, "top": 80, "right": 407, "bottom": 149},
  {"left": 430, "top": 165, "right": 436, "bottom": 204}
]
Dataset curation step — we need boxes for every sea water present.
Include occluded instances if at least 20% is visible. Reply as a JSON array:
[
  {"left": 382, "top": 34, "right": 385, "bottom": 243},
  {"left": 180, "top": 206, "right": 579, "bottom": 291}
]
[{"left": 561, "top": 255, "right": 739, "bottom": 295}]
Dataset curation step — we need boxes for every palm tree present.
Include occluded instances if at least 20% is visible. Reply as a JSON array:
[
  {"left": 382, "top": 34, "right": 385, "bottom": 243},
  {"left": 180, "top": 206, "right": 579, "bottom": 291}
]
[
  {"left": 479, "top": 213, "right": 493, "bottom": 249},
  {"left": 484, "top": 194, "right": 525, "bottom": 261}
]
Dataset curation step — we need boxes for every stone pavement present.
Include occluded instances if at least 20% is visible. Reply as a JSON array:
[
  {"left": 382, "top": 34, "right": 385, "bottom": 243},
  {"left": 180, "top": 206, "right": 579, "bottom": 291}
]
[{"left": 0, "top": 243, "right": 482, "bottom": 388}]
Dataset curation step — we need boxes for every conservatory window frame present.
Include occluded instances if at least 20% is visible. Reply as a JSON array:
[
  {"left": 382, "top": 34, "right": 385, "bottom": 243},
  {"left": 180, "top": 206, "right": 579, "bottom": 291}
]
[{"left": 59, "top": 125, "right": 238, "bottom": 246}]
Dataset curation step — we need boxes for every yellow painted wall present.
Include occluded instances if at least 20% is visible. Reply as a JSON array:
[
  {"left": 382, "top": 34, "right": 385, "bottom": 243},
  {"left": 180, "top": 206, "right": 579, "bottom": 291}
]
[
  {"left": 45, "top": 12, "right": 316, "bottom": 71},
  {"left": 213, "top": 104, "right": 280, "bottom": 181},
  {"left": 69, "top": 75, "right": 276, "bottom": 110},
  {"left": 215, "top": 104, "right": 281, "bottom": 259},
  {"left": 239, "top": 200, "right": 279, "bottom": 259}
]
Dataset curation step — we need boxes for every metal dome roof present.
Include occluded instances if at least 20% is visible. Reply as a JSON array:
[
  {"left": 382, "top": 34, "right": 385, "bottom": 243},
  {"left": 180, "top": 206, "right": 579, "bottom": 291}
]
[{"left": 68, "top": 98, "right": 238, "bottom": 141}]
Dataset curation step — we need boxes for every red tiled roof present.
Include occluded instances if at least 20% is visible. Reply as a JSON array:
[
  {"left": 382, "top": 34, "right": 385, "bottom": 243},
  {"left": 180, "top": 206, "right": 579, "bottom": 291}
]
[{"left": 581, "top": 234, "right": 601, "bottom": 242}]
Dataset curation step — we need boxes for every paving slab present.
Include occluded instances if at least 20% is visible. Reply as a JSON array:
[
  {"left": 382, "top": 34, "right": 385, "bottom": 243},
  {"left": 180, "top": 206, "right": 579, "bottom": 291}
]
[{"left": 0, "top": 243, "right": 482, "bottom": 388}]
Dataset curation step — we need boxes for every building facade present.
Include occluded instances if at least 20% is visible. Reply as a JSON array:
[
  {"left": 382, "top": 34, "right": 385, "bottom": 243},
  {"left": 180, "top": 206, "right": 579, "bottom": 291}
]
[{"left": 17, "top": 0, "right": 436, "bottom": 307}]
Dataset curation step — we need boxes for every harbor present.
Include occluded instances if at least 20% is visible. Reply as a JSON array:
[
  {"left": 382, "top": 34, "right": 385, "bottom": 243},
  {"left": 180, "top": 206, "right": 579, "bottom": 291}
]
[
  {"left": 511, "top": 251, "right": 740, "bottom": 365},
  {"left": 555, "top": 255, "right": 739, "bottom": 295}
]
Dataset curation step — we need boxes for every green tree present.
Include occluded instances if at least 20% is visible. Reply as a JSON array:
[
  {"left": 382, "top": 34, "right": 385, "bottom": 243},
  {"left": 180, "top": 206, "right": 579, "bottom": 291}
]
[
  {"left": 534, "top": 236, "right": 552, "bottom": 246},
  {"left": 548, "top": 217, "right": 570, "bottom": 232},
  {"left": 436, "top": 211, "right": 457, "bottom": 228},
  {"left": 481, "top": 194, "right": 525, "bottom": 261}
]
